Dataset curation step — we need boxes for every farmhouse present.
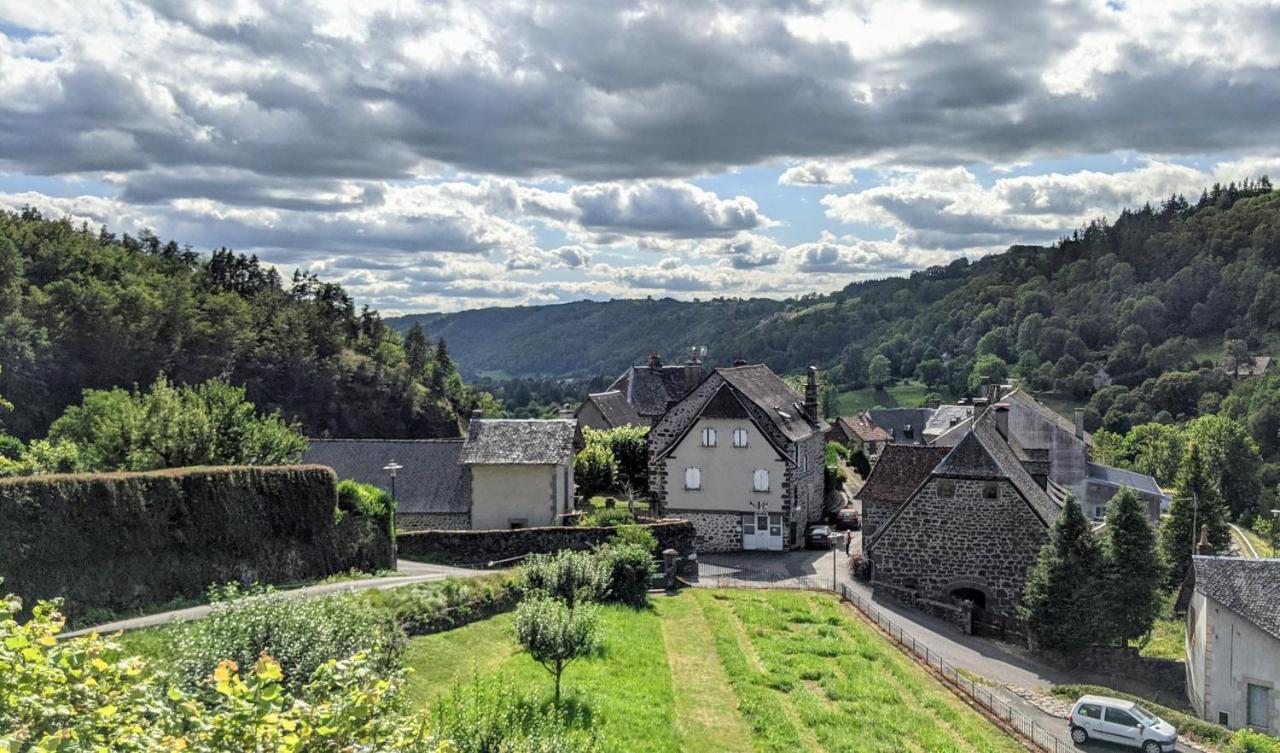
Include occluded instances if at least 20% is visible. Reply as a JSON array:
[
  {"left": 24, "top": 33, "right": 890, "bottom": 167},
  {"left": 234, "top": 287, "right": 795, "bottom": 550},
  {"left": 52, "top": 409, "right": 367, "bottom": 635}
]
[
  {"left": 865, "top": 409, "right": 1061, "bottom": 622},
  {"left": 303, "top": 417, "right": 576, "bottom": 531},
  {"left": 648, "top": 363, "right": 827, "bottom": 552},
  {"left": 1179, "top": 556, "right": 1280, "bottom": 735}
]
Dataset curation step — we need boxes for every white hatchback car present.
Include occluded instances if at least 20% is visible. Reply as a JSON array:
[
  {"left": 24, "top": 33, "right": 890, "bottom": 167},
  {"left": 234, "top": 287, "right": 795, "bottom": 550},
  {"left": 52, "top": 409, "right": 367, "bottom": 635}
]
[{"left": 1067, "top": 695, "right": 1178, "bottom": 753}]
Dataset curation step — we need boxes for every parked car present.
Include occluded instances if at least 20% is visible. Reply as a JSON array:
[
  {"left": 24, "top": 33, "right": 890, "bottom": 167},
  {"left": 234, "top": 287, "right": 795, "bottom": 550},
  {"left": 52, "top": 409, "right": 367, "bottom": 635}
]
[
  {"left": 833, "top": 507, "right": 861, "bottom": 531},
  {"left": 804, "top": 525, "right": 832, "bottom": 549},
  {"left": 1067, "top": 695, "right": 1177, "bottom": 753}
]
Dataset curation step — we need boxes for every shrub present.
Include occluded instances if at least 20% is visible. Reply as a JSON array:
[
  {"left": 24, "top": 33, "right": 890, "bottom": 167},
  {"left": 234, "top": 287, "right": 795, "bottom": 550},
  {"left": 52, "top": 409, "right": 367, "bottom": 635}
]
[
  {"left": 1230, "top": 729, "right": 1280, "bottom": 753},
  {"left": 337, "top": 478, "right": 394, "bottom": 517},
  {"left": 597, "top": 543, "right": 656, "bottom": 607},
  {"left": 521, "top": 550, "right": 605, "bottom": 608},
  {"left": 0, "top": 587, "right": 454, "bottom": 752},
  {"left": 165, "top": 584, "right": 405, "bottom": 692},
  {"left": 581, "top": 507, "right": 633, "bottom": 527},
  {"left": 574, "top": 442, "right": 617, "bottom": 499},
  {"left": 611, "top": 524, "right": 658, "bottom": 553}
]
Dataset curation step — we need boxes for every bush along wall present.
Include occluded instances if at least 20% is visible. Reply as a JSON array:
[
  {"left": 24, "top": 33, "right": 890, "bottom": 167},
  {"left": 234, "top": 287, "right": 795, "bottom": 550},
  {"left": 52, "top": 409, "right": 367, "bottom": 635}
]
[
  {"left": 397, "top": 519, "right": 695, "bottom": 567},
  {"left": 0, "top": 465, "right": 393, "bottom": 621}
]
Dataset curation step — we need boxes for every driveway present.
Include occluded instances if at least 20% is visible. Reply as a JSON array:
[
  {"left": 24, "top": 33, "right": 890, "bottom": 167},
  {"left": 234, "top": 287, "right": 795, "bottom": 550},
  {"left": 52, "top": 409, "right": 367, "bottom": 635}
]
[
  {"left": 694, "top": 546, "right": 1197, "bottom": 753},
  {"left": 63, "top": 559, "right": 487, "bottom": 637}
]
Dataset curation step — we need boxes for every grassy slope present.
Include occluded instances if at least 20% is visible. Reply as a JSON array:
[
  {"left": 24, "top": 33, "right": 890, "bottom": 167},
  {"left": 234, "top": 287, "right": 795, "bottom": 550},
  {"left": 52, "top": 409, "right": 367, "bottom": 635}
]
[
  {"left": 835, "top": 382, "right": 933, "bottom": 414},
  {"left": 405, "top": 590, "right": 1024, "bottom": 753}
]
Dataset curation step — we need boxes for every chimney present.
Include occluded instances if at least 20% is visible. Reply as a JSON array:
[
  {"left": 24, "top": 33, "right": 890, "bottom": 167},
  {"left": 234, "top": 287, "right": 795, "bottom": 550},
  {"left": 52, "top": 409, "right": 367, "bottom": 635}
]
[
  {"left": 684, "top": 346, "right": 706, "bottom": 393},
  {"left": 648, "top": 353, "right": 662, "bottom": 370},
  {"left": 993, "top": 403, "right": 1010, "bottom": 440},
  {"left": 804, "top": 366, "right": 819, "bottom": 420},
  {"left": 1073, "top": 408, "right": 1085, "bottom": 440},
  {"left": 733, "top": 358, "right": 748, "bottom": 367},
  {"left": 471, "top": 408, "right": 485, "bottom": 420}
]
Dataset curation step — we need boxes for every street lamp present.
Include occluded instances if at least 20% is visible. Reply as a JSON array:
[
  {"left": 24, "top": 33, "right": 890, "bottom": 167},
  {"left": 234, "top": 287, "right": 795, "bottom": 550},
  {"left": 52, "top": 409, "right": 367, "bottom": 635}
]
[{"left": 383, "top": 460, "right": 402, "bottom": 562}]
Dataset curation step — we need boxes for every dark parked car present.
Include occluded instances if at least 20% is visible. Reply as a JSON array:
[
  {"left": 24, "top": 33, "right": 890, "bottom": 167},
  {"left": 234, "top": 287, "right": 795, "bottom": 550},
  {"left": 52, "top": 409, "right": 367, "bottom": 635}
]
[
  {"left": 805, "top": 525, "right": 832, "bottom": 549},
  {"left": 833, "top": 508, "right": 861, "bottom": 531}
]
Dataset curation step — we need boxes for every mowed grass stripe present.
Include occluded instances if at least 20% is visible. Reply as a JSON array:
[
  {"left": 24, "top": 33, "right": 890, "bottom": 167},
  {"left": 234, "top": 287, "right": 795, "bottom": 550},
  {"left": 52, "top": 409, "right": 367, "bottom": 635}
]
[
  {"left": 694, "top": 591, "right": 816, "bottom": 753},
  {"left": 723, "top": 590, "right": 1023, "bottom": 753},
  {"left": 656, "top": 594, "right": 754, "bottom": 753},
  {"left": 402, "top": 611, "right": 519, "bottom": 706}
]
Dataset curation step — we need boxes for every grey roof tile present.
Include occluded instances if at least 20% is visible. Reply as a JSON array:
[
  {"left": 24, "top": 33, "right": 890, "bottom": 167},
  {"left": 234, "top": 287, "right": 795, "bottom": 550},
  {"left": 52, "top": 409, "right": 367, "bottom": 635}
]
[
  {"left": 302, "top": 439, "right": 470, "bottom": 514},
  {"left": 868, "top": 409, "right": 933, "bottom": 446},
  {"left": 1086, "top": 463, "right": 1166, "bottom": 497},
  {"left": 718, "top": 364, "right": 828, "bottom": 441},
  {"left": 1189, "top": 556, "right": 1280, "bottom": 641},
  {"left": 858, "top": 444, "right": 950, "bottom": 503},
  {"left": 582, "top": 390, "right": 642, "bottom": 428},
  {"left": 461, "top": 419, "right": 576, "bottom": 465}
]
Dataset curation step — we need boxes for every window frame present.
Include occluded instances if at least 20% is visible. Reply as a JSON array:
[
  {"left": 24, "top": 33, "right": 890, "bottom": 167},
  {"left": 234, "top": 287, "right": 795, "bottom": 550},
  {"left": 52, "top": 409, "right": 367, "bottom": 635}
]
[
  {"left": 1103, "top": 708, "right": 1138, "bottom": 727},
  {"left": 701, "top": 427, "right": 717, "bottom": 447},
  {"left": 732, "top": 428, "right": 749, "bottom": 448}
]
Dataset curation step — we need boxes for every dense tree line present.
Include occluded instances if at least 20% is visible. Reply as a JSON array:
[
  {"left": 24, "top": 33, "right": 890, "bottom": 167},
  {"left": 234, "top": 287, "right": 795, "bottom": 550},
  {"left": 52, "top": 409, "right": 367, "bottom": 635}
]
[{"left": 0, "top": 210, "right": 496, "bottom": 444}]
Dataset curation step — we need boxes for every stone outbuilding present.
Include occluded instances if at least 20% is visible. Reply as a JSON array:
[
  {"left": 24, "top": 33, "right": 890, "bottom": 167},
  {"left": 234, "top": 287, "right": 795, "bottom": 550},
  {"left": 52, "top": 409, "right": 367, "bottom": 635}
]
[
  {"left": 827, "top": 413, "right": 892, "bottom": 458},
  {"left": 856, "top": 443, "right": 949, "bottom": 539},
  {"left": 649, "top": 363, "right": 827, "bottom": 552},
  {"left": 865, "top": 411, "right": 1061, "bottom": 622},
  {"left": 1178, "top": 556, "right": 1280, "bottom": 735},
  {"left": 303, "top": 417, "right": 576, "bottom": 531}
]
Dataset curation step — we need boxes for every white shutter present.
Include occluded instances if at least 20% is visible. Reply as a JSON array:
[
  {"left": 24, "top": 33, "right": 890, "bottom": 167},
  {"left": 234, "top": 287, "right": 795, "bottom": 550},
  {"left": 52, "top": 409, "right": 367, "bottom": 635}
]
[
  {"left": 685, "top": 467, "right": 701, "bottom": 490},
  {"left": 733, "top": 428, "right": 748, "bottom": 447},
  {"left": 753, "top": 468, "right": 769, "bottom": 491},
  {"left": 702, "top": 427, "right": 717, "bottom": 446}
]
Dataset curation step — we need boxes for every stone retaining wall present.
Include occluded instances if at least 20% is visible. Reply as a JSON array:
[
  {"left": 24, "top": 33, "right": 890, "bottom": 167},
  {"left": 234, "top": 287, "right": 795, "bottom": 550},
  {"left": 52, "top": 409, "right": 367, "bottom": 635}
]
[
  {"left": 397, "top": 512, "right": 471, "bottom": 531},
  {"left": 398, "top": 518, "right": 696, "bottom": 566}
]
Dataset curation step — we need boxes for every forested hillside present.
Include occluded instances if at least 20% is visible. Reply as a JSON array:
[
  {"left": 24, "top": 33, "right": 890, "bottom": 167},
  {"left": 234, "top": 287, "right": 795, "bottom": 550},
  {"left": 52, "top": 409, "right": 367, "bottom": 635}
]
[
  {"left": 391, "top": 181, "right": 1280, "bottom": 403},
  {"left": 0, "top": 209, "right": 494, "bottom": 441}
]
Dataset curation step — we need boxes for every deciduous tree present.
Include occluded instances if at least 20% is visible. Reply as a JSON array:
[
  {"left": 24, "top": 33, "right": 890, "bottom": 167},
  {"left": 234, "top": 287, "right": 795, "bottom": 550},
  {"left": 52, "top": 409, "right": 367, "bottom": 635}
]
[{"left": 515, "top": 595, "right": 599, "bottom": 706}]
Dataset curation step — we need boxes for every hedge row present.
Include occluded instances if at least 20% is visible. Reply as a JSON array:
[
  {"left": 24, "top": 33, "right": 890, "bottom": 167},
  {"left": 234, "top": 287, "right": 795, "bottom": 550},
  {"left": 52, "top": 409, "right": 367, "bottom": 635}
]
[
  {"left": 397, "top": 519, "right": 696, "bottom": 567},
  {"left": 0, "top": 465, "right": 393, "bottom": 621}
]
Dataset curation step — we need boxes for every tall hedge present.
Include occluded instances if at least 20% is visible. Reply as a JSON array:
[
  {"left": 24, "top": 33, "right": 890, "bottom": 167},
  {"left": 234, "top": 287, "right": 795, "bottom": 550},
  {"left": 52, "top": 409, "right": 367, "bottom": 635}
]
[{"left": 0, "top": 465, "right": 393, "bottom": 620}]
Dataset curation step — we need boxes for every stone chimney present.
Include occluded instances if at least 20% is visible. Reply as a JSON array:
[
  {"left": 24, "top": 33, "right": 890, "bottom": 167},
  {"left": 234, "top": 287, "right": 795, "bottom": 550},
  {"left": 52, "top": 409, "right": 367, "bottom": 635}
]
[
  {"left": 993, "top": 402, "right": 1010, "bottom": 440},
  {"left": 684, "top": 346, "right": 706, "bottom": 393},
  {"left": 1196, "top": 523, "right": 1213, "bottom": 555},
  {"left": 1073, "top": 408, "right": 1085, "bottom": 440},
  {"left": 648, "top": 352, "right": 662, "bottom": 370},
  {"left": 733, "top": 358, "right": 748, "bottom": 367},
  {"left": 804, "top": 366, "right": 819, "bottom": 420}
]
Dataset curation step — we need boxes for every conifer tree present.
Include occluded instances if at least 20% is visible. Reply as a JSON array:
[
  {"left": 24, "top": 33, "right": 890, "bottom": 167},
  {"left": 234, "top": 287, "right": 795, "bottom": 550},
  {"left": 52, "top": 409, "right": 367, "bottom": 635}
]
[
  {"left": 1021, "top": 496, "right": 1104, "bottom": 654},
  {"left": 1099, "top": 487, "right": 1164, "bottom": 646},
  {"left": 403, "top": 322, "right": 430, "bottom": 377},
  {"left": 1161, "top": 441, "right": 1231, "bottom": 587}
]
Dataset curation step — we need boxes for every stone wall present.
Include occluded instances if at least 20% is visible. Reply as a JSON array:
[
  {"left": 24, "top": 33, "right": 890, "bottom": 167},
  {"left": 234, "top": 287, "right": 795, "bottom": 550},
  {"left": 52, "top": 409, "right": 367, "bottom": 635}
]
[
  {"left": 795, "top": 431, "right": 826, "bottom": 522},
  {"left": 1053, "top": 646, "right": 1187, "bottom": 699},
  {"left": 868, "top": 476, "right": 1049, "bottom": 620},
  {"left": 398, "top": 518, "right": 696, "bottom": 566},
  {"left": 669, "top": 509, "right": 743, "bottom": 552},
  {"left": 398, "top": 512, "right": 470, "bottom": 531}
]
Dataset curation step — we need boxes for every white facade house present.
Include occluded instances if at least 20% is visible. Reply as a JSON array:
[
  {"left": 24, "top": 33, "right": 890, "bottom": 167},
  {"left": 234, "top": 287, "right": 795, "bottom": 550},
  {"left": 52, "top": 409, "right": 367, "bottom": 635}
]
[{"left": 1179, "top": 557, "right": 1280, "bottom": 735}]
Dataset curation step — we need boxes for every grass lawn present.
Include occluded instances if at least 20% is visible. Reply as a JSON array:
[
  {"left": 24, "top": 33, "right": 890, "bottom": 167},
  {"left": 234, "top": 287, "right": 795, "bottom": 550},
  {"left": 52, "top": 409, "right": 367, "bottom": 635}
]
[
  {"left": 1139, "top": 591, "right": 1186, "bottom": 661},
  {"left": 835, "top": 381, "right": 935, "bottom": 414},
  {"left": 405, "top": 589, "right": 1024, "bottom": 753}
]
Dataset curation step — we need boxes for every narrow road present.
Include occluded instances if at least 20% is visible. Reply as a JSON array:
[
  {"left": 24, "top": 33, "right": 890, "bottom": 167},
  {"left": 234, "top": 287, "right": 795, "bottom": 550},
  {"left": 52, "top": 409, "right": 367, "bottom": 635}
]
[
  {"left": 1229, "top": 523, "right": 1261, "bottom": 558},
  {"left": 63, "top": 559, "right": 488, "bottom": 638}
]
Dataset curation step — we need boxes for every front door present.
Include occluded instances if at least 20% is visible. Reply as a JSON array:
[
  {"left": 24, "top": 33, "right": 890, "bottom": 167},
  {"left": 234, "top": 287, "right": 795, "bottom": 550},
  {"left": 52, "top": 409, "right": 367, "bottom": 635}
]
[{"left": 742, "top": 512, "right": 784, "bottom": 551}]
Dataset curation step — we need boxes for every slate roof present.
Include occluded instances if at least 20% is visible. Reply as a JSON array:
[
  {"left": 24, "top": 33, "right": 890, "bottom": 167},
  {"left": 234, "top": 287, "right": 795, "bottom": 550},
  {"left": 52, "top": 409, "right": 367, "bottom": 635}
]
[
  {"left": 924, "top": 405, "right": 974, "bottom": 438},
  {"left": 857, "top": 444, "right": 949, "bottom": 503},
  {"left": 1001, "top": 387, "right": 1092, "bottom": 446},
  {"left": 1185, "top": 556, "right": 1280, "bottom": 641},
  {"left": 460, "top": 419, "right": 576, "bottom": 465},
  {"left": 611, "top": 363, "right": 699, "bottom": 418},
  {"left": 933, "top": 413, "right": 1061, "bottom": 526},
  {"left": 838, "top": 414, "right": 891, "bottom": 443},
  {"left": 1086, "top": 462, "right": 1166, "bottom": 498},
  {"left": 581, "top": 390, "right": 642, "bottom": 428},
  {"left": 867, "top": 409, "right": 933, "bottom": 446},
  {"left": 302, "top": 439, "right": 471, "bottom": 514},
  {"left": 717, "top": 364, "right": 828, "bottom": 442}
]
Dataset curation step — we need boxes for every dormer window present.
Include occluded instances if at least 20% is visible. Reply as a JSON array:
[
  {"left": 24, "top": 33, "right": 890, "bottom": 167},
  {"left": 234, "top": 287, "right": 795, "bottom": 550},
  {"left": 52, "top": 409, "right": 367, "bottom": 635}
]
[
  {"left": 732, "top": 428, "right": 749, "bottom": 447},
  {"left": 701, "top": 428, "right": 717, "bottom": 447}
]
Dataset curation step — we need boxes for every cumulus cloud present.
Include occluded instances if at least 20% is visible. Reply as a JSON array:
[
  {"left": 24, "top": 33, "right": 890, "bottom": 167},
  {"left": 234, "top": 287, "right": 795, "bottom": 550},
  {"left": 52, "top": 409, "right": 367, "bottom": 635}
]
[
  {"left": 778, "top": 161, "right": 859, "bottom": 187},
  {"left": 568, "top": 182, "right": 768, "bottom": 238}
]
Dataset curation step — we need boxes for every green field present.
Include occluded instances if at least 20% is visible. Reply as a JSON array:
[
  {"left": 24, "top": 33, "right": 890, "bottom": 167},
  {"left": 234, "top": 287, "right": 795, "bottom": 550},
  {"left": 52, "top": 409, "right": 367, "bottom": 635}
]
[
  {"left": 835, "top": 381, "right": 935, "bottom": 414},
  {"left": 406, "top": 589, "right": 1024, "bottom": 753}
]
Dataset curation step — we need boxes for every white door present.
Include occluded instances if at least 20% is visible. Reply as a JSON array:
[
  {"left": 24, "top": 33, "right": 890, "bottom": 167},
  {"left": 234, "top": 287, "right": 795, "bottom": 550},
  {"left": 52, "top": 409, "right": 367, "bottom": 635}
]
[
  {"left": 764, "top": 513, "right": 784, "bottom": 551},
  {"left": 741, "top": 514, "right": 759, "bottom": 550},
  {"left": 742, "top": 513, "right": 784, "bottom": 550}
]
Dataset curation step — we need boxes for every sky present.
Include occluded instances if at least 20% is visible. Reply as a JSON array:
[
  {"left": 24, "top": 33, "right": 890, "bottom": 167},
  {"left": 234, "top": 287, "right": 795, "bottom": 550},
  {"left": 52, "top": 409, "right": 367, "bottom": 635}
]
[{"left": 2, "top": 1, "right": 1280, "bottom": 314}]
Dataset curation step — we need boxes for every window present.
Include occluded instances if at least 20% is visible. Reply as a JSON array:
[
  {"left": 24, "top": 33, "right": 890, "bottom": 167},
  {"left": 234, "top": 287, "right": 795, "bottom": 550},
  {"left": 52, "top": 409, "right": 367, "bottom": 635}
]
[
  {"left": 1248, "top": 684, "right": 1271, "bottom": 729},
  {"left": 1104, "top": 708, "right": 1138, "bottom": 727},
  {"left": 938, "top": 479, "right": 956, "bottom": 498},
  {"left": 701, "top": 427, "right": 717, "bottom": 447},
  {"left": 733, "top": 428, "right": 749, "bottom": 447},
  {"left": 753, "top": 468, "right": 770, "bottom": 492},
  {"left": 1077, "top": 704, "right": 1102, "bottom": 720},
  {"left": 685, "top": 467, "right": 701, "bottom": 490},
  {"left": 983, "top": 482, "right": 998, "bottom": 500},
  {"left": 1220, "top": 712, "right": 1230, "bottom": 726}
]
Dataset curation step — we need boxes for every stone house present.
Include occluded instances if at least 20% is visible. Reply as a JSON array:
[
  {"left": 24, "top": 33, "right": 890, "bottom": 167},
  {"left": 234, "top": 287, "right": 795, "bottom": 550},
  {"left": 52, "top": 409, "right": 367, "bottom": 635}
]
[
  {"left": 575, "top": 389, "right": 642, "bottom": 433},
  {"left": 303, "top": 417, "right": 576, "bottom": 531},
  {"left": 865, "top": 410, "right": 1061, "bottom": 621},
  {"left": 649, "top": 364, "right": 827, "bottom": 552},
  {"left": 826, "top": 413, "right": 892, "bottom": 458},
  {"left": 608, "top": 350, "right": 705, "bottom": 425},
  {"left": 856, "top": 444, "right": 949, "bottom": 539},
  {"left": 1178, "top": 557, "right": 1280, "bottom": 735}
]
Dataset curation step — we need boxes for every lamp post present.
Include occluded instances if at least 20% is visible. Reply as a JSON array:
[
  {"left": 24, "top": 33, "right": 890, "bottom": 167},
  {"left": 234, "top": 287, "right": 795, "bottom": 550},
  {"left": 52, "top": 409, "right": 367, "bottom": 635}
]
[
  {"left": 383, "top": 460, "right": 402, "bottom": 563},
  {"left": 1271, "top": 509, "right": 1279, "bottom": 558}
]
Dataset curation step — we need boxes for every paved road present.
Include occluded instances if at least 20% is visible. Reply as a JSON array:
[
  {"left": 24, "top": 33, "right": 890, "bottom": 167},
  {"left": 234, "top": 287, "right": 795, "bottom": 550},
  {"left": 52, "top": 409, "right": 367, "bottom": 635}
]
[
  {"left": 695, "top": 542, "right": 1196, "bottom": 753},
  {"left": 63, "top": 559, "right": 487, "bottom": 637}
]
